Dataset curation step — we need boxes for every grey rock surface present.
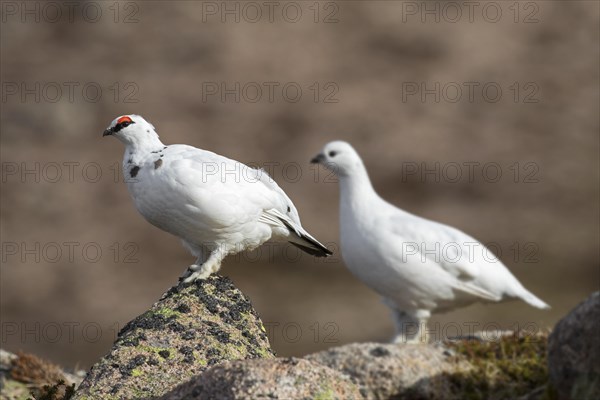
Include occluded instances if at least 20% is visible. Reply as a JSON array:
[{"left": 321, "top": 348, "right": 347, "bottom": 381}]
[
  {"left": 305, "top": 342, "right": 471, "bottom": 399},
  {"left": 548, "top": 291, "right": 600, "bottom": 400},
  {"left": 159, "top": 357, "right": 362, "bottom": 400},
  {"left": 72, "top": 275, "right": 274, "bottom": 400}
]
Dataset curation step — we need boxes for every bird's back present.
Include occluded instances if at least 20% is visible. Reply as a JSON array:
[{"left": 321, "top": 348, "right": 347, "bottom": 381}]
[
  {"left": 341, "top": 191, "right": 543, "bottom": 312},
  {"left": 125, "top": 144, "right": 298, "bottom": 245}
]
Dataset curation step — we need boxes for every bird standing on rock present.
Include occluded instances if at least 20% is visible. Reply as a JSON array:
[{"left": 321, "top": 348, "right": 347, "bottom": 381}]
[
  {"left": 311, "top": 140, "right": 549, "bottom": 343},
  {"left": 103, "top": 115, "right": 332, "bottom": 282}
]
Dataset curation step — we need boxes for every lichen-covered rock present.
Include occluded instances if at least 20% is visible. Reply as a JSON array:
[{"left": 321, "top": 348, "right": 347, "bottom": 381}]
[
  {"left": 305, "top": 342, "right": 471, "bottom": 399},
  {"left": 72, "top": 275, "right": 274, "bottom": 400},
  {"left": 305, "top": 336, "right": 549, "bottom": 400},
  {"left": 548, "top": 291, "right": 600, "bottom": 400},
  {"left": 0, "top": 349, "right": 81, "bottom": 400},
  {"left": 159, "top": 357, "right": 362, "bottom": 400}
]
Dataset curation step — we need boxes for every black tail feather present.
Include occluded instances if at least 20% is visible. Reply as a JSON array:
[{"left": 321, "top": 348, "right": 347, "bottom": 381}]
[
  {"left": 278, "top": 217, "right": 332, "bottom": 257},
  {"left": 288, "top": 241, "right": 331, "bottom": 257}
]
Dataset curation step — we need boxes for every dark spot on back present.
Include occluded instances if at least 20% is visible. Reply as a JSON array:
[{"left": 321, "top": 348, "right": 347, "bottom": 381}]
[
  {"left": 154, "top": 158, "right": 163, "bottom": 169},
  {"left": 287, "top": 206, "right": 291, "bottom": 212},
  {"left": 130, "top": 166, "right": 140, "bottom": 178}
]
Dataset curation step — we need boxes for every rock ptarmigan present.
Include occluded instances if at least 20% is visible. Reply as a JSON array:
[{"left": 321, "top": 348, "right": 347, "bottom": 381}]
[
  {"left": 311, "top": 140, "right": 549, "bottom": 343},
  {"left": 103, "top": 115, "right": 332, "bottom": 282}
]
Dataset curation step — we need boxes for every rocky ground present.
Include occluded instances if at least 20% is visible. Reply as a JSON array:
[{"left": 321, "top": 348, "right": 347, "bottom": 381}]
[{"left": 1, "top": 277, "right": 597, "bottom": 400}]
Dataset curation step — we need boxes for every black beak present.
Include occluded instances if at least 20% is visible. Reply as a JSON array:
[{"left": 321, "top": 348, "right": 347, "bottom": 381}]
[
  {"left": 311, "top": 153, "right": 325, "bottom": 164},
  {"left": 103, "top": 128, "right": 113, "bottom": 137}
]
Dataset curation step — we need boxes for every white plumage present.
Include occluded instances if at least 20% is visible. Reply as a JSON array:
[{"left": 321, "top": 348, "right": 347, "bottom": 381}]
[
  {"left": 311, "top": 140, "right": 549, "bottom": 343},
  {"left": 103, "top": 115, "right": 331, "bottom": 282}
]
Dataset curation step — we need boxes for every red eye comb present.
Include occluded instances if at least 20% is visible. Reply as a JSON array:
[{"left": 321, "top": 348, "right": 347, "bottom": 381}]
[{"left": 117, "top": 116, "right": 133, "bottom": 124}]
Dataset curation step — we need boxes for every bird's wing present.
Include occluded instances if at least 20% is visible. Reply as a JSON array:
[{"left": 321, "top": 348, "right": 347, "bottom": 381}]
[
  {"left": 156, "top": 145, "right": 330, "bottom": 255},
  {"left": 164, "top": 145, "right": 299, "bottom": 226},
  {"left": 387, "top": 214, "right": 501, "bottom": 301},
  {"left": 252, "top": 166, "right": 302, "bottom": 224},
  {"left": 250, "top": 164, "right": 331, "bottom": 256}
]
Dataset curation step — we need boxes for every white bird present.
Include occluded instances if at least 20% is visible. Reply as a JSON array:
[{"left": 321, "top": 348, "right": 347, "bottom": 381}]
[
  {"left": 311, "top": 141, "right": 549, "bottom": 343},
  {"left": 103, "top": 115, "right": 332, "bottom": 282}
]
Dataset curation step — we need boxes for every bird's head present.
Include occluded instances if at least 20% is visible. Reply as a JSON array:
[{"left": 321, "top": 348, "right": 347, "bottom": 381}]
[
  {"left": 103, "top": 115, "right": 159, "bottom": 146},
  {"left": 311, "top": 140, "right": 363, "bottom": 177}
]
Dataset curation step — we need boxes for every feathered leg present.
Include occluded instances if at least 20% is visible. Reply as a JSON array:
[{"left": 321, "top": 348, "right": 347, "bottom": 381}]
[
  {"left": 181, "top": 244, "right": 227, "bottom": 283},
  {"left": 390, "top": 309, "right": 430, "bottom": 344}
]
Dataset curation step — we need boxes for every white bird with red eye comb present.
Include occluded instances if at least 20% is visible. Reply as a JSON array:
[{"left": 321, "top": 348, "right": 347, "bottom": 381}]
[{"left": 103, "top": 115, "right": 332, "bottom": 282}]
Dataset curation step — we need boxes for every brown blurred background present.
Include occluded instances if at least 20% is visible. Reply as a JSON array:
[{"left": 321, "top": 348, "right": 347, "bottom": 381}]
[{"left": 1, "top": 1, "right": 598, "bottom": 369}]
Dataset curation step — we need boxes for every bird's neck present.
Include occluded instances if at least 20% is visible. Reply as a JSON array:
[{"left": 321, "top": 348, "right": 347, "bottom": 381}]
[
  {"left": 123, "top": 137, "right": 165, "bottom": 165},
  {"left": 338, "top": 166, "right": 379, "bottom": 216}
]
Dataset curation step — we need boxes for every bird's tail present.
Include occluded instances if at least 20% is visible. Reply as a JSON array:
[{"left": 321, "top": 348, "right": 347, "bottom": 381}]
[
  {"left": 520, "top": 290, "right": 551, "bottom": 309},
  {"left": 286, "top": 226, "right": 333, "bottom": 257},
  {"left": 261, "top": 209, "right": 332, "bottom": 257}
]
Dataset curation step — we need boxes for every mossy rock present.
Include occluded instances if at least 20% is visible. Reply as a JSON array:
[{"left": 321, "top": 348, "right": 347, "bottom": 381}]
[
  {"left": 0, "top": 350, "right": 79, "bottom": 400},
  {"left": 438, "top": 333, "right": 554, "bottom": 400},
  {"left": 306, "top": 333, "right": 554, "bottom": 400},
  {"left": 72, "top": 275, "right": 274, "bottom": 400}
]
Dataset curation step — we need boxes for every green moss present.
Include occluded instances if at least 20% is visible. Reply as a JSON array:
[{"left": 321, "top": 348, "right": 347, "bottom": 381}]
[
  {"left": 256, "top": 346, "right": 272, "bottom": 358},
  {"left": 202, "top": 283, "right": 216, "bottom": 296},
  {"left": 190, "top": 350, "right": 208, "bottom": 367},
  {"left": 441, "top": 333, "right": 557, "bottom": 400},
  {"left": 136, "top": 344, "right": 175, "bottom": 359},
  {"left": 2, "top": 379, "right": 30, "bottom": 400},
  {"left": 130, "top": 368, "right": 144, "bottom": 377},
  {"left": 153, "top": 307, "right": 181, "bottom": 318},
  {"left": 211, "top": 338, "right": 242, "bottom": 359},
  {"left": 313, "top": 385, "right": 336, "bottom": 400}
]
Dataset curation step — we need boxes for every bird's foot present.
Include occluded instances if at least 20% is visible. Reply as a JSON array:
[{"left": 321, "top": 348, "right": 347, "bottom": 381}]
[
  {"left": 180, "top": 264, "right": 212, "bottom": 284},
  {"left": 181, "top": 270, "right": 212, "bottom": 283},
  {"left": 392, "top": 334, "right": 427, "bottom": 345}
]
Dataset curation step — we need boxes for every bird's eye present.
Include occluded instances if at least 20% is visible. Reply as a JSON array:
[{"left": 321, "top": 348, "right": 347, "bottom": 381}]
[
  {"left": 328, "top": 151, "right": 338, "bottom": 157},
  {"left": 117, "top": 116, "right": 133, "bottom": 125},
  {"left": 113, "top": 116, "right": 135, "bottom": 133}
]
